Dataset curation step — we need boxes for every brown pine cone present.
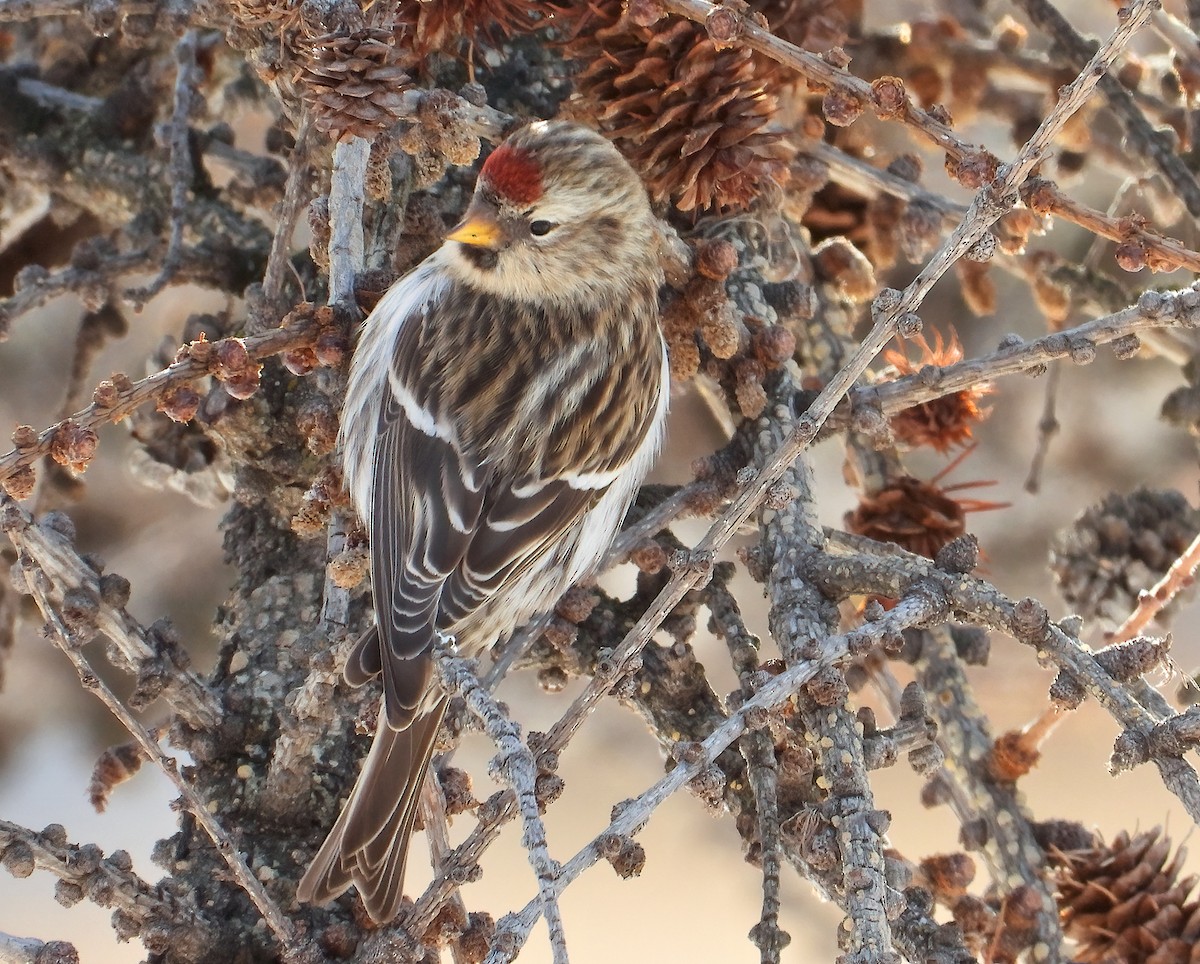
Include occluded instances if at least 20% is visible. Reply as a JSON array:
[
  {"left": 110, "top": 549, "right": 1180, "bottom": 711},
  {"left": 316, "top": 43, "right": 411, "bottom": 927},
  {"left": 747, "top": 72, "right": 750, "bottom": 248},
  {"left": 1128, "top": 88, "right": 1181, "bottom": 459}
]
[
  {"left": 297, "top": 26, "right": 414, "bottom": 141},
  {"left": 395, "top": 0, "right": 546, "bottom": 59},
  {"left": 561, "top": 1, "right": 793, "bottom": 213},
  {"left": 1055, "top": 828, "right": 1200, "bottom": 963}
]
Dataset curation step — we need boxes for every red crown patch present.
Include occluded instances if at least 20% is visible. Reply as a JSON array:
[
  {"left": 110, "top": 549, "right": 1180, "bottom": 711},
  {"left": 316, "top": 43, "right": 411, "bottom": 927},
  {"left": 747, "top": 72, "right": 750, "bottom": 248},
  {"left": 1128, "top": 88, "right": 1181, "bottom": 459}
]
[{"left": 480, "top": 143, "right": 544, "bottom": 206}]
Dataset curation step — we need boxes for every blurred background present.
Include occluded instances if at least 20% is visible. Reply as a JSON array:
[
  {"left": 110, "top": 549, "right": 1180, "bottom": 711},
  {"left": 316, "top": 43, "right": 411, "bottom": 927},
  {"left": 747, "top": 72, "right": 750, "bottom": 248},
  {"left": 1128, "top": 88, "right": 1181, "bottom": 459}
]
[{"left": 2, "top": 0, "right": 1200, "bottom": 961}]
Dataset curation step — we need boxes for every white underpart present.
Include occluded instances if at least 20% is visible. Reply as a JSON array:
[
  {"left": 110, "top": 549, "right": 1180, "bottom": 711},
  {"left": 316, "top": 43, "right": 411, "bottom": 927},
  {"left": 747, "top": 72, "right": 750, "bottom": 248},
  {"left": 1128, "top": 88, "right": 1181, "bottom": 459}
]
[{"left": 339, "top": 251, "right": 453, "bottom": 529}]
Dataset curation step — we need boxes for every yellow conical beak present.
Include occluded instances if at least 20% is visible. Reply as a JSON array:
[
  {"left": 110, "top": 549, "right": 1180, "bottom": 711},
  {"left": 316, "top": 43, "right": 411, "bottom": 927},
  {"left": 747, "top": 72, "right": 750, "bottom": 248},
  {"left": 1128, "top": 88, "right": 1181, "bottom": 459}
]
[{"left": 446, "top": 202, "right": 504, "bottom": 250}]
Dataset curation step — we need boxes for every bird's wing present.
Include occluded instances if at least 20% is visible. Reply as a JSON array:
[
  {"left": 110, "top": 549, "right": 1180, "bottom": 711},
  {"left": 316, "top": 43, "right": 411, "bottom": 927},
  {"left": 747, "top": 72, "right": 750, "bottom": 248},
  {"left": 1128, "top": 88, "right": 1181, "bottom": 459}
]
[
  {"left": 437, "top": 475, "right": 601, "bottom": 626},
  {"left": 362, "top": 391, "right": 607, "bottom": 730},
  {"left": 351, "top": 295, "right": 663, "bottom": 732},
  {"left": 348, "top": 381, "right": 483, "bottom": 728}
]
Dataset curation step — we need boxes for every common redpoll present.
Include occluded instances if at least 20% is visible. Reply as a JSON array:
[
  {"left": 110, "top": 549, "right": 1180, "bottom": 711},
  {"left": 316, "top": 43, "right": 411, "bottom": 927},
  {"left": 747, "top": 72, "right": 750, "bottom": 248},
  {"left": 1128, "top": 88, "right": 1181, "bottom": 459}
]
[{"left": 297, "top": 120, "right": 670, "bottom": 922}]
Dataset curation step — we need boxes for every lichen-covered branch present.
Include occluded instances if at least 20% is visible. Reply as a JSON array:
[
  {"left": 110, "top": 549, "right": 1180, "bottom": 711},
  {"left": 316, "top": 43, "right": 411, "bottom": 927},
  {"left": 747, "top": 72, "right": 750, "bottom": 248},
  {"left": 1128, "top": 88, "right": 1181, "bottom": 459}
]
[
  {"left": 489, "top": 589, "right": 946, "bottom": 957},
  {"left": 811, "top": 548, "right": 1200, "bottom": 824},
  {"left": 3, "top": 508, "right": 302, "bottom": 952},
  {"left": 435, "top": 648, "right": 567, "bottom": 964},
  {"left": 0, "top": 818, "right": 214, "bottom": 952},
  {"left": 0, "top": 496, "right": 218, "bottom": 728}
]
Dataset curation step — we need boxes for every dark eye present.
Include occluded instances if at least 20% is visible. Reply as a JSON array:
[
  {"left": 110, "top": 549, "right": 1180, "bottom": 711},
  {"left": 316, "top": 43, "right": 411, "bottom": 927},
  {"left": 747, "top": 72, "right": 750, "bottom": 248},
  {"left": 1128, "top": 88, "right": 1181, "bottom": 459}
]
[{"left": 529, "top": 220, "right": 556, "bottom": 237}]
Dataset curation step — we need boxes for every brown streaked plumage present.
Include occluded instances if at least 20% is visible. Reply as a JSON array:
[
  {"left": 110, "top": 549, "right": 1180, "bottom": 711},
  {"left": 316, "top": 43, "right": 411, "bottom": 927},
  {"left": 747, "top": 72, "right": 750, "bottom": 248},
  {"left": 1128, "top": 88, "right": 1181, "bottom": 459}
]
[{"left": 296, "top": 120, "right": 670, "bottom": 923}]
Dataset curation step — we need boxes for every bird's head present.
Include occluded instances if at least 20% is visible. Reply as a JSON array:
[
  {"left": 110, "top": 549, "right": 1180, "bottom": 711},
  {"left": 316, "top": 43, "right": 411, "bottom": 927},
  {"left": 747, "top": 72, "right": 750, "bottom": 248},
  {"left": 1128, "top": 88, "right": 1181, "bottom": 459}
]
[{"left": 445, "top": 121, "right": 660, "bottom": 305}]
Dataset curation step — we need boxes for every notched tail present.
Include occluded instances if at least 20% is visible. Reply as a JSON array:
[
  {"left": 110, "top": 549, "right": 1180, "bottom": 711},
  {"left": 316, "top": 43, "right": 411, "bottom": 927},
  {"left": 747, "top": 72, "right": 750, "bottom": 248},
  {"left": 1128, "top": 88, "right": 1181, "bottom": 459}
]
[{"left": 295, "top": 699, "right": 449, "bottom": 923}]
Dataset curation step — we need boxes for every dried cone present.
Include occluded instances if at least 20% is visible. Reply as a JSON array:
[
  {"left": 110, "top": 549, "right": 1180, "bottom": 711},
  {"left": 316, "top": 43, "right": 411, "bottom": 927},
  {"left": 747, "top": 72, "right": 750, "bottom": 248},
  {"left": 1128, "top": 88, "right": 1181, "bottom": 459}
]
[
  {"left": 845, "top": 475, "right": 1004, "bottom": 559},
  {"left": 1049, "top": 488, "right": 1200, "bottom": 630},
  {"left": 1056, "top": 828, "right": 1200, "bottom": 963},
  {"left": 2, "top": 465, "right": 36, "bottom": 501},
  {"left": 562, "top": 2, "right": 793, "bottom": 213},
  {"left": 883, "top": 330, "right": 992, "bottom": 454},
  {"left": 846, "top": 477, "right": 967, "bottom": 559},
  {"left": 298, "top": 27, "right": 414, "bottom": 141},
  {"left": 229, "top": 0, "right": 298, "bottom": 29},
  {"left": 395, "top": 0, "right": 544, "bottom": 58}
]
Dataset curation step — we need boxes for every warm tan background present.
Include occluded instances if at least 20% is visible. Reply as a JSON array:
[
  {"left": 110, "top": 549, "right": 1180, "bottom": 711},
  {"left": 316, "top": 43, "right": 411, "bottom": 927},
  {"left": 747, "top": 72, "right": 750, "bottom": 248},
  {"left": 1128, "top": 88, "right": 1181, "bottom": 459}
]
[{"left": 3, "top": 0, "right": 1200, "bottom": 960}]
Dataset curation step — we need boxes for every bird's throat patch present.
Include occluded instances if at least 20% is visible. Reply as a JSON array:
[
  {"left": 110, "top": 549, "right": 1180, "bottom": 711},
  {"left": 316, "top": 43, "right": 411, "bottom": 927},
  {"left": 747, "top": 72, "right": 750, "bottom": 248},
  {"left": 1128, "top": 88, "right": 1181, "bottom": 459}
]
[{"left": 461, "top": 245, "right": 499, "bottom": 271}]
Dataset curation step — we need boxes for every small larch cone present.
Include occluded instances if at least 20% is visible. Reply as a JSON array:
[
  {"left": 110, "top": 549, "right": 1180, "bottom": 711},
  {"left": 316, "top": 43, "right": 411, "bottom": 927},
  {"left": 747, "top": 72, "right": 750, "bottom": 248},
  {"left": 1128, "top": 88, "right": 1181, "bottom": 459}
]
[
  {"left": 845, "top": 476, "right": 969, "bottom": 559},
  {"left": 297, "top": 26, "right": 414, "bottom": 141},
  {"left": 844, "top": 471, "right": 1006, "bottom": 560},
  {"left": 561, "top": 0, "right": 793, "bottom": 213},
  {"left": 1055, "top": 828, "right": 1200, "bottom": 963}
]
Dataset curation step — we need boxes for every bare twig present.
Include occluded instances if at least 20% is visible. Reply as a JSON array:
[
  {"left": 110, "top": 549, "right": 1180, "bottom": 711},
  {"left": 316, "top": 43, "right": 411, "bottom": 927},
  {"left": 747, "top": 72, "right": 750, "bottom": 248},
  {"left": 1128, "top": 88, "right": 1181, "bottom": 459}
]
[
  {"left": 707, "top": 566, "right": 790, "bottom": 961},
  {"left": 0, "top": 580, "right": 15, "bottom": 692},
  {"left": 0, "top": 310, "right": 323, "bottom": 487},
  {"left": 0, "top": 818, "right": 216, "bottom": 942},
  {"left": 1011, "top": 0, "right": 1200, "bottom": 217},
  {"left": 14, "top": 76, "right": 103, "bottom": 112},
  {"left": 660, "top": 0, "right": 965, "bottom": 157},
  {"left": 418, "top": 776, "right": 470, "bottom": 964},
  {"left": 403, "top": 792, "right": 517, "bottom": 940},
  {"left": 435, "top": 646, "right": 567, "bottom": 964},
  {"left": 1023, "top": 363, "right": 1061, "bottom": 494},
  {"left": 319, "top": 135, "right": 369, "bottom": 632},
  {"left": 903, "top": 628, "right": 1066, "bottom": 957},
  {"left": 0, "top": 496, "right": 219, "bottom": 728},
  {"left": 809, "top": 142, "right": 967, "bottom": 220},
  {"left": 485, "top": 589, "right": 947, "bottom": 959},
  {"left": 759, "top": 379, "right": 896, "bottom": 964},
  {"left": 714, "top": 578, "right": 793, "bottom": 958},
  {"left": 846, "top": 288, "right": 1197, "bottom": 432},
  {"left": 1110, "top": 529, "right": 1200, "bottom": 641},
  {"left": 601, "top": 483, "right": 704, "bottom": 569},
  {"left": 1024, "top": 179, "right": 1200, "bottom": 272},
  {"left": 812, "top": 551, "right": 1200, "bottom": 823},
  {"left": 0, "top": 250, "right": 154, "bottom": 340},
  {"left": 326, "top": 137, "right": 368, "bottom": 308},
  {"left": 53, "top": 307, "right": 127, "bottom": 429},
  {"left": 742, "top": 732, "right": 788, "bottom": 964},
  {"left": 264, "top": 116, "right": 315, "bottom": 303}
]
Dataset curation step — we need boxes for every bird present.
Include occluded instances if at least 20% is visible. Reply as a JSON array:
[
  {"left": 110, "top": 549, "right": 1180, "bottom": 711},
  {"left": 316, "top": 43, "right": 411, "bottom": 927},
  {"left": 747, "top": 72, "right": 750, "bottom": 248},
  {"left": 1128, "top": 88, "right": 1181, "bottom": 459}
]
[{"left": 296, "top": 119, "right": 671, "bottom": 923}]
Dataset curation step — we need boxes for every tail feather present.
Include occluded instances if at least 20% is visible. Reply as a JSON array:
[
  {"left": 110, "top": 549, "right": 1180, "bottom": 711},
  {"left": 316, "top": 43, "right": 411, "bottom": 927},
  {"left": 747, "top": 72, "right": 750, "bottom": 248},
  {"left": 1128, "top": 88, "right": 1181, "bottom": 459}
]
[{"left": 296, "top": 698, "right": 448, "bottom": 923}]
